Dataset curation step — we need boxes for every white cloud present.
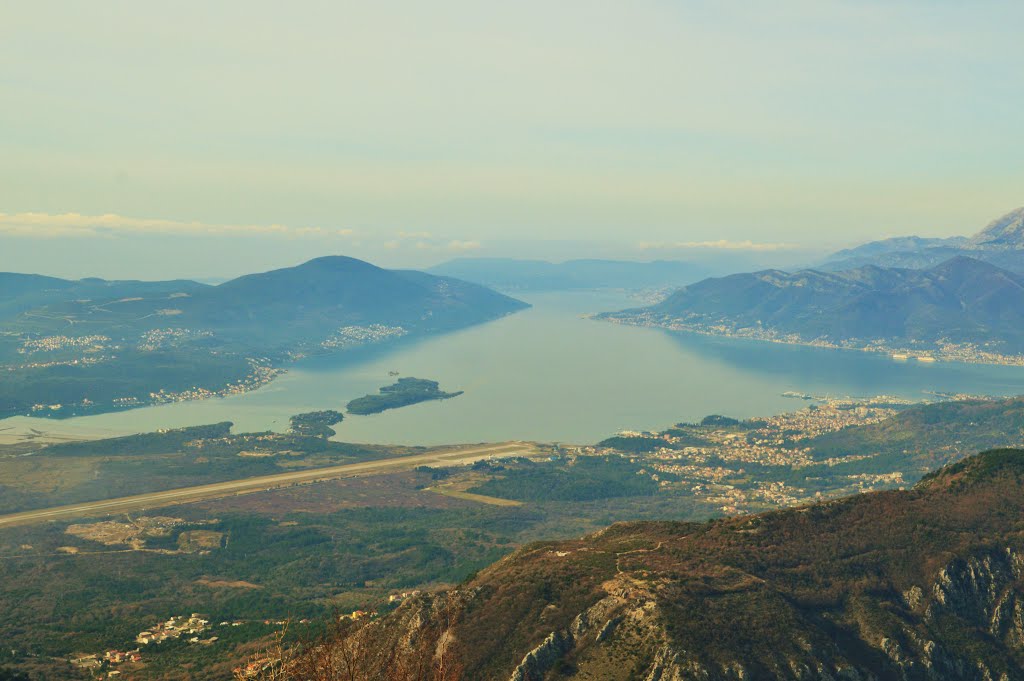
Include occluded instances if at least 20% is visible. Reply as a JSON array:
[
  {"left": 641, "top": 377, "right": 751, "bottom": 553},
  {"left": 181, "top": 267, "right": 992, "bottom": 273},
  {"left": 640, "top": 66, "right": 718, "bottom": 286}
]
[
  {"left": 637, "top": 239, "right": 797, "bottom": 252},
  {"left": 446, "top": 239, "right": 482, "bottom": 252},
  {"left": 0, "top": 212, "right": 359, "bottom": 239},
  {"left": 380, "top": 235, "right": 483, "bottom": 252}
]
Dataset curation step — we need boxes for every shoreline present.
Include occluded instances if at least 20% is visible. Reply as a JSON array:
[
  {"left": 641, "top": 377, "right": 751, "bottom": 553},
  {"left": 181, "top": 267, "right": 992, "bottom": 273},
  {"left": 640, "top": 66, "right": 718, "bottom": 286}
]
[{"left": 600, "top": 317, "right": 1024, "bottom": 368}]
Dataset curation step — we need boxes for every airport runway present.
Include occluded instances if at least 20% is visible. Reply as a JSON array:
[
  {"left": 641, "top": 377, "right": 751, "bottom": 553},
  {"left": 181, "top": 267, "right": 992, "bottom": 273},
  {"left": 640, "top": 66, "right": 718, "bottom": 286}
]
[{"left": 0, "top": 441, "right": 533, "bottom": 528}]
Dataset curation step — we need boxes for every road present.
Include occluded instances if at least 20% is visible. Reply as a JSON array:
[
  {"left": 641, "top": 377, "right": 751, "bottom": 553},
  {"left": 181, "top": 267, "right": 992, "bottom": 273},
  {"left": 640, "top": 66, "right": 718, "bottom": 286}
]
[{"left": 0, "top": 441, "right": 534, "bottom": 528}]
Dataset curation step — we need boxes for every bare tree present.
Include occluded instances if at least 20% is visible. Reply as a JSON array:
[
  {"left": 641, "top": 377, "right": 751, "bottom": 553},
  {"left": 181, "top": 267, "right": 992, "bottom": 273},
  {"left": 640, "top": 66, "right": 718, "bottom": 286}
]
[{"left": 233, "top": 620, "right": 291, "bottom": 681}]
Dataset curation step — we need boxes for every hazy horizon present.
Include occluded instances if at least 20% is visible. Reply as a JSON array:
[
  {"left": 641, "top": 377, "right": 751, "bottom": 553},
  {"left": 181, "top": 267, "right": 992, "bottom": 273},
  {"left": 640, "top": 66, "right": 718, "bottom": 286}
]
[
  {"left": 3, "top": 1, "right": 1023, "bottom": 278},
  {"left": 3, "top": 228, "right": 836, "bottom": 281},
  {"left": 0, "top": 206, "right": 1012, "bottom": 281}
]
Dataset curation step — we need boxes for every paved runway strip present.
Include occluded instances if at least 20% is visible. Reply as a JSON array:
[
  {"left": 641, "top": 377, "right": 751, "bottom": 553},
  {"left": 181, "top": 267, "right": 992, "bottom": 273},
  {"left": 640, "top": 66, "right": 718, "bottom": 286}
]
[{"left": 0, "top": 441, "right": 533, "bottom": 528}]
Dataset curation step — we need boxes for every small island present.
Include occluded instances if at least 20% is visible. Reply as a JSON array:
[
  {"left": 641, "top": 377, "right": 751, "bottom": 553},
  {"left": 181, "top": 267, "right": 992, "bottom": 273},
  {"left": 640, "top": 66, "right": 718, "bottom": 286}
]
[
  {"left": 346, "top": 377, "right": 463, "bottom": 415},
  {"left": 289, "top": 410, "right": 344, "bottom": 438}
]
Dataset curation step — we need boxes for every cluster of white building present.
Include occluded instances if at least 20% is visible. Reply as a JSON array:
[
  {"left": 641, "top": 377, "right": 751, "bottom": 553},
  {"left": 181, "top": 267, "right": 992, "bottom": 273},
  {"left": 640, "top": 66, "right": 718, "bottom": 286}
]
[
  {"left": 320, "top": 324, "right": 407, "bottom": 350},
  {"left": 136, "top": 613, "right": 211, "bottom": 645},
  {"left": 19, "top": 334, "right": 110, "bottom": 354}
]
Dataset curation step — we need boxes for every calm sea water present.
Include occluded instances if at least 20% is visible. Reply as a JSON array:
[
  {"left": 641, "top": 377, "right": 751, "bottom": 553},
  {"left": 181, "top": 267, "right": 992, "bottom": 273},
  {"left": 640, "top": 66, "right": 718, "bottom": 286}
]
[{"left": 4, "top": 291, "right": 1024, "bottom": 445}]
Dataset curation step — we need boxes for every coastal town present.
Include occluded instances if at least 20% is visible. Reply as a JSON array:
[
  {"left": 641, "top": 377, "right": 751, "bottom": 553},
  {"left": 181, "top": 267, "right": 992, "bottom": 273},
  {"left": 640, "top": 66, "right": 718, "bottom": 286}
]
[
  {"left": 584, "top": 395, "right": 943, "bottom": 513},
  {"left": 4, "top": 327, "right": 285, "bottom": 418},
  {"left": 602, "top": 314, "right": 1024, "bottom": 367},
  {"left": 24, "top": 358, "right": 281, "bottom": 416},
  {"left": 147, "top": 359, "right": 281, "bottom": 406},
  {"left": 5, "top": 324, "right": 415, "bottom": 418},
  {"left": 19, "top": 334, "right": 111, "bottom": 355}
]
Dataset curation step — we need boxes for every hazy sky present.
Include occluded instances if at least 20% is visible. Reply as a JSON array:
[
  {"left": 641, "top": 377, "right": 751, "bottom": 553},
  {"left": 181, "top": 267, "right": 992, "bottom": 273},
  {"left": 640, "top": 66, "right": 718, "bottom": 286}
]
[{"left": 2, "top": 1, "right": 1022, "bottom": 278}]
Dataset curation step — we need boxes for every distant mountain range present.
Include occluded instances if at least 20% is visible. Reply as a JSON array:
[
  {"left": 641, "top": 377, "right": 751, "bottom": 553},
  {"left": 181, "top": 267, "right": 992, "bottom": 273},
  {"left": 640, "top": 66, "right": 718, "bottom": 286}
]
[
  {"left": 601, "top": 255, "right": 1024, "bottom": 355},
  {"left": 0, "top": 273, "right": 207, "bottom": 321},
  {"left": 428, "top": 258, "right": 712, "bottom": 292},
  {"left": 0, "top": 256, "right": 527, "bottom": 418},
  {"left": 822, "top": 207, "right": 1024, "bottom": 273},
  {"left": 317, "top": 448, "right": 1024, "bottom": 680}
]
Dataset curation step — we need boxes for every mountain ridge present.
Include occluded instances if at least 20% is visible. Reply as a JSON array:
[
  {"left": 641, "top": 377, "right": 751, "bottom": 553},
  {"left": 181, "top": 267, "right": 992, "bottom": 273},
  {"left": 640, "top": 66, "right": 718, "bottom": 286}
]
[
  {"left": 967, "top": 206, "right": 1024, "bottom": 250},
  {"left": 314, "top": 448, "right": 1024, "bottom": 680},
  {"left": 600, "top": 255, "right": 1024, "bottom": 355},
  {"left": 823, "top": 207, "right": 1024, "bottom": 273}
]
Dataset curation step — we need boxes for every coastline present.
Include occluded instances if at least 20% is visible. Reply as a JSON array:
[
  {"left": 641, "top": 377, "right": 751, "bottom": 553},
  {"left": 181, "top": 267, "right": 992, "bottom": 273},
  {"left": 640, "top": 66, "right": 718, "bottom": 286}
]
[{"left": 599, "top": 316, "right": 1024, "bottom": 368}]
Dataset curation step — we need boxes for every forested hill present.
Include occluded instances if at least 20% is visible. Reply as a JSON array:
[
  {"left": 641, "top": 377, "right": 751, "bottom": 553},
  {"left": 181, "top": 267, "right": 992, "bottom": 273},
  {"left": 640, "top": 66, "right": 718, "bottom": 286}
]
[
  {"left": 156, "top": 256, "right": 528, "bottom": 345},
  {"left": 6, "top": 256, "right": 528, "bottom": 347}
]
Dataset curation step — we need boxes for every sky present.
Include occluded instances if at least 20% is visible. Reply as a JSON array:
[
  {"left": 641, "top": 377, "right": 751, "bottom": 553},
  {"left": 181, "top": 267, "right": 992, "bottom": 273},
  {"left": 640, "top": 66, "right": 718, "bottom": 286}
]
[{"left": 2, "top": 0, "right": 1023, "bottom": 279}]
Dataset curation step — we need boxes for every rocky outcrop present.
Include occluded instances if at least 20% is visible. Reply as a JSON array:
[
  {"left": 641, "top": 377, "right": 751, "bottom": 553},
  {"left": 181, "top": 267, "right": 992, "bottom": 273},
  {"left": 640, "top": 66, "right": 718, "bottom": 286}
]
[
  {"left": 508, "top": 630, "right": 573, "bottom": 681},
  {"left": 929, "top": 549, "right": 1024, "bottom": 633}
]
